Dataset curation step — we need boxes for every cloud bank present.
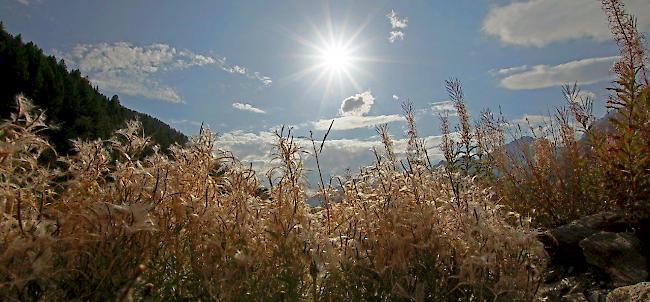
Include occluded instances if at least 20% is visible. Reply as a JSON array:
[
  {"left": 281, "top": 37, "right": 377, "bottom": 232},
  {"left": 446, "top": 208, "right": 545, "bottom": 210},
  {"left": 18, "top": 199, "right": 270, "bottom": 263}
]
[
  {"left": 495, "top": 56, "right": 619, "bottom": 90},
  {"left": 482, "top": 0, "right": 650, "bottom": 47},
  {"left": 313, "top": 115, "right": 405, "bottom": 131}
]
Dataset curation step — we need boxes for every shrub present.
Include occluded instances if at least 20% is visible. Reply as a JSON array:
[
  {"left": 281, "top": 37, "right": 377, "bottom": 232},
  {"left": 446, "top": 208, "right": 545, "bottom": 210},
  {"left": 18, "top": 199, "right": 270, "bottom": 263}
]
[{"left": 487, "top": 0, "right": 649, "bottom": 227}]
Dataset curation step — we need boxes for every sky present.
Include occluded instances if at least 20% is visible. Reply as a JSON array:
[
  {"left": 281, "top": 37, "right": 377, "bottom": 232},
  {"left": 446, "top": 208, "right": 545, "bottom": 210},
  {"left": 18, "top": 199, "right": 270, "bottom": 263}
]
[{"left": 2, "top": 0, "right": 649, "bottom": 184}]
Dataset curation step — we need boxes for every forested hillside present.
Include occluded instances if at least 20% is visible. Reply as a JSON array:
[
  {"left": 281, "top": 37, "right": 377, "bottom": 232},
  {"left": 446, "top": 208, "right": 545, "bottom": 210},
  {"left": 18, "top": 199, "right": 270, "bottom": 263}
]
[{"left": 0, "top": 23, "right": 187, "bottom": 153}]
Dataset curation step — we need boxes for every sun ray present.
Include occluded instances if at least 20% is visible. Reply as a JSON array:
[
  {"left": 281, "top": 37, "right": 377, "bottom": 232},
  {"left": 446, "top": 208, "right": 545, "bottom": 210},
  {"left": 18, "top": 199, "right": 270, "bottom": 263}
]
[{"left": 275, "top": 3, "right": 407, "bottom": 102}]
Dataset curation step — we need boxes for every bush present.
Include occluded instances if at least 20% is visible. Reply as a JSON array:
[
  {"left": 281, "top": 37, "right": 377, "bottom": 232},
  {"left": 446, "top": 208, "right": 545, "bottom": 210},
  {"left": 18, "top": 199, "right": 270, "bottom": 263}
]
[{"left": 488, "top": 0, "right": 649, "bottom": 227}]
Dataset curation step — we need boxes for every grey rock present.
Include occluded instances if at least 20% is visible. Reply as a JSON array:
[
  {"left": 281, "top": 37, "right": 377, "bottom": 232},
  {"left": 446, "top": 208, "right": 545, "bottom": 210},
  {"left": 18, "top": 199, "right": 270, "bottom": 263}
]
[
  {"left": 541, "top": 211, "right": 628, "bottom": 269},
  {"left": 579, "top": 232, "right": 648, "bottom": 287},
  {"left": 550, "top": 212, "right": 626, "bottom": 245},
  {"left": 606, "top": 282, "right": 650, "bottom": 302}
]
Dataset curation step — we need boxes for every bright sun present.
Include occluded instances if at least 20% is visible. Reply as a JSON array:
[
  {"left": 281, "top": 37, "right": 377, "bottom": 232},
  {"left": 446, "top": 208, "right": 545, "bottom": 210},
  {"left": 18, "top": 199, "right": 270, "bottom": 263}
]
[
  {"left": 286, "top": 22, "right": 372, "bottom": 95},
  {"left": 319, "top": 44, "right": 352, "bottom": 72}
]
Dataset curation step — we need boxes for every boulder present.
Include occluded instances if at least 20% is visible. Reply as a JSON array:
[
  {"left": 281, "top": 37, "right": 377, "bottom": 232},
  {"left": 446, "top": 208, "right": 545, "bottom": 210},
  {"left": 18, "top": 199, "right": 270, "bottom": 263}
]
[
  {"left": 550, "top": 212, "right": 627, "bottom": 246},
  {"left": 579, "top": 232, "right": 648, "bottom": 287},
  {"left": 541, "top": 211, "right": 628, "bottom": 268},
  {"left": 606, "top": 282, "right": 650, "bottom": 302}
]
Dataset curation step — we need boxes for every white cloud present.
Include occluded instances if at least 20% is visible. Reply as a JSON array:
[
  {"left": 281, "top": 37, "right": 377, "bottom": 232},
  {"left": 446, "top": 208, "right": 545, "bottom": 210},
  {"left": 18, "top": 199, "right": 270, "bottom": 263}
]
[
  {"left": 54, "top": 42, "right": 272, "bottom": 102},
  {"left": 16, "top": 0, "right": 29, "bottom": 5},
  {"left": 576, "top": 90, "right": 597, "bottom": 101},
  {"left": 176, "top": 50, "right": 217, "bottom": 68},
  {"left": 489, "top": 65, "right": 530, "bottom": 76},
  {"left": 232, "top": 65, "right": 247, "bottom": 74},
  {"left": 392, "top": 94, "right": 400, "bottom": 101},
  {"left": 253, "top": 72, "right": 273, "bottom": 87},
  {"left": 232, "top": 102, "right": 266, "bottom": 114},
  {"left": 92, "top": 72, "right": 183, "bottom": 103},
  {"left": 508, "top": 113, "right": 566, "bottom": 138},
  {"left": 340, "top": 91, "right": 375, "bottom": 116},
  {"left": 216, "top": 59, "right": 272, "bottom": 86},
  {"left": 313, "top": 115, "right": 405, "bottom": 130},
  {"left": 56, "top": 42, "right": 197, "bottom": 103},
  {"left": 309, "top": 91, "right": 406, "bottom": 130},
  {"left": 482, "top": 0, "right": 650, "bottom": 47},
  {"left": 511, "top": 114, "right": 550, "bottom": 128},
  {"left": 429, "top": 101, "right": 457, "bottom": 116},
  {"left": 386, "top": 10, "right": 408, "bottom": 43},
  {"left": 497, "top": 56, "right": 619, "bottom": 90},
  {"left": 388, "top": 31, "right": 405, "bottom": 43},
  {"left": 387, "top": 9, "right": 408, "bottom": 29}
]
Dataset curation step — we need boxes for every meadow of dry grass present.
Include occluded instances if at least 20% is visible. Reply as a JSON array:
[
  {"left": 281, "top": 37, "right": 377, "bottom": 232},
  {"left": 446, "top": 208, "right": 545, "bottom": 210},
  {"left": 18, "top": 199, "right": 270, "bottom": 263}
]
[
  {"left": 0, "top": 94, "right": 547, "bottom": 301},
  {"left": 0, "top": 0, "right": 648, "bottom": 301}
]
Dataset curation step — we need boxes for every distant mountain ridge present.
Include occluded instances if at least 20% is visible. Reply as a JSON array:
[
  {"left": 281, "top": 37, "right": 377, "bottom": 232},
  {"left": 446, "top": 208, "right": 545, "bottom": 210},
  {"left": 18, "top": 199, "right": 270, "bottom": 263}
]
[{"left": 0, "top": 23, "right": 187, "bottom": 153}]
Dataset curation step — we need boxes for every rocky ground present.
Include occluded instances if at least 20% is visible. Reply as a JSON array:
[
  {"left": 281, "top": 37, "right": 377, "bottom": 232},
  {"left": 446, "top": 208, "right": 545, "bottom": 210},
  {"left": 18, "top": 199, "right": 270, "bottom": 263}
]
[{"left": 537, "top": 212, "right": 650, "bottom": 301}]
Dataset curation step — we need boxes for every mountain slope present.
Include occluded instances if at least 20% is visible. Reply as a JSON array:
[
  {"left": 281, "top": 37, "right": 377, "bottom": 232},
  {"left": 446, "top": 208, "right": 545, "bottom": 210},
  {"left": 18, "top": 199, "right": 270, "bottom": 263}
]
[{"left": 0, "top": 23, "right": 187, "bottom": 153}]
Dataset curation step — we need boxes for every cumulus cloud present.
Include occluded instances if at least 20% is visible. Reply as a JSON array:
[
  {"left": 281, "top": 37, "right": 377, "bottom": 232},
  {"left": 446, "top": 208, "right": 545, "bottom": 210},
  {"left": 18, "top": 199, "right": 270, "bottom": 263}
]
[
  {"left": 54, "top": 42, "right": 272, "bottom": 102},
  {"left": 386, "top": 10, "right": 408, "bottom": 43},
  {"left": 482, "top": 0, "right": 650, "bottom": 47},
  {"left": 392, "top": 94, "right": 400, "bottom": 101},
  {"left": 310, "top": 91, "right": 406, "bottom": 130},
  {"left": 55, "top": 42, "right": 198, "bottom": 103},
  {"left": 496, "top": 56, "right": 619, "bottom": 90},
  {"left": 232, "top": 102, "right": 266, "bottom": 114},
  {"left": 313, "top": 115, "right": 405, "bottom": 130},
  {"left": 340, "top": 91, "right": 375, "bottom": 116}
]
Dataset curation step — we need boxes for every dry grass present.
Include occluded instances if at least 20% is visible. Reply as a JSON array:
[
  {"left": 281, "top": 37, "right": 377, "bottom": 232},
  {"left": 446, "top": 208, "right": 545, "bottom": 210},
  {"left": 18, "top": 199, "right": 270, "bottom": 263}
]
[
  {"left": 0, "top": 95, "right": 547, "bottom": 301},
  {"left": 1, "top": 1, "right": 647, "bottom": 300}
]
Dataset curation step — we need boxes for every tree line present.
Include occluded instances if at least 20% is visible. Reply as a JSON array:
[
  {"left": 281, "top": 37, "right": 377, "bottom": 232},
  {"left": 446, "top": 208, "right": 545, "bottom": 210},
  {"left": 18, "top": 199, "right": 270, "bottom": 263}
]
[{"left": 0, "top": 22, "right": 187, "bottom": 154}]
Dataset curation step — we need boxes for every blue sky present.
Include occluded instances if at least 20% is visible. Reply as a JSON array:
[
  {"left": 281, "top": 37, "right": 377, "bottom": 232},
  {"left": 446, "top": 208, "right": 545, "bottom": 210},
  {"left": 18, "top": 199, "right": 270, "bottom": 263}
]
[{"left": 2, "top": 0, "right": 649, "bottom": 180}]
